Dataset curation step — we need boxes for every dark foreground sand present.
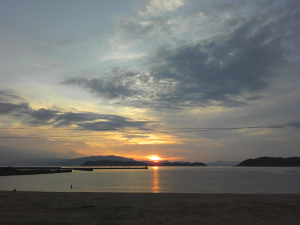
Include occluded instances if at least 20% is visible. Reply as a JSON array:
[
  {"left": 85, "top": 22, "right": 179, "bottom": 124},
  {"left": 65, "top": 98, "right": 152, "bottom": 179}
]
[{"left": 1, "top": 192, "right": 300, "bottom": 225}]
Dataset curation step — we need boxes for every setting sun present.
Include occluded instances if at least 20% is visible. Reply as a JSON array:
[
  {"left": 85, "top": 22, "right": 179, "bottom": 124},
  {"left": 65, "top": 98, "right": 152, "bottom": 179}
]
[{"left": 149, "top": 155, "right": 161, "bottom": 162}]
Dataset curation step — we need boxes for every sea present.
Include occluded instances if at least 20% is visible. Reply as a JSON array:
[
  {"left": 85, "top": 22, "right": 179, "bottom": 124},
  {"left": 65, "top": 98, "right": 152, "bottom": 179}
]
[{"left": 1, "top": 166, "right": 300, "bottom": 193}]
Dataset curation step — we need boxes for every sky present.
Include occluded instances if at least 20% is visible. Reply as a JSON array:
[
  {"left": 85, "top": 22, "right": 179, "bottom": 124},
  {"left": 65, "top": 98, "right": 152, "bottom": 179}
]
[{"left": 1, "top": 0, "right": 300, "bottom": 164}]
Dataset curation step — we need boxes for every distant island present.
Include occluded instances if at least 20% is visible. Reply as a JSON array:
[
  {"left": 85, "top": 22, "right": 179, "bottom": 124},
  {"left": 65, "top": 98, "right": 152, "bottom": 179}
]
[{"left": 237, "top": 157, "right": 300, "bottom": 167}]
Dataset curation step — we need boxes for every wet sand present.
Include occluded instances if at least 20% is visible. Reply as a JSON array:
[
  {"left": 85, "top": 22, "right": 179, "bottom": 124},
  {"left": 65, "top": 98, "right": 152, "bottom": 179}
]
[{"left": 1, "top": 191, "right": 300, "bottom": 225}]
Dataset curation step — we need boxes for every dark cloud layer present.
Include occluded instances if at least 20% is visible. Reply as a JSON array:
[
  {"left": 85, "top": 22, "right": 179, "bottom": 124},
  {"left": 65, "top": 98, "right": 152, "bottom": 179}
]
[
  {"left": 27, "top": 108, "right": 60, "bottom": 125},
  {"left": 62, "top": 68, "right": 142, "bottom": 99},
  {"left": 63, "top": 2, "right": 298, "bottom": 110},
  {"left": 26, "top": 108, "right": 154, "bottom": 130},
  {"left": 62, "top": 77, "right": 139, "bottom": 99},
  {"left": 0, "top": 102, "right": 31, "bottom": 115},
  {"left": 0, "top": 90, "right": 30, "bottom": 115},
  {"left": 147, "top": 13, "right": 289, "bottom": 107}
]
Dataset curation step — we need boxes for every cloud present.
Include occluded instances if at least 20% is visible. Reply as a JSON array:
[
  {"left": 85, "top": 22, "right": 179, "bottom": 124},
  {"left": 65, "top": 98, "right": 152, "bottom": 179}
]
[
  {"left": 75, "top": 114, "right": 152, "bottom": 130},
  {"left": 0, "top": 89, "right": 155, "bottom": 129},
  {"left": 142, "top": 0, "right": 188, "bottom": 15},
  {"left": 61, "top": 1, "right": 299, "bottom": 111},
  {"left": 0, "top": 90, "right": 24, "bottom": 101},
  {"left": 117, "top": 16, "right": 174, "bottom": 41},
  {"left": 62, "top": 77, "right": 139, "bottom": 99},
  {"left": 0, "top": 91, "right": 31, "bottom": 115},
  {"left": 62, "top": 67, "right": 143, "bottom": 99},
  {"left": 0, "top": 102, "right": 31, "bottom": 115},
  {"left": 25, "top": 108, "right": 155, "bottom": 130},
  {"left": 146, "top": 13, "right": 289, "bottom": 107},
  {"left": 26, "top": 108, "right": 60, "bottom": 126},
  {"left": 66, "top": 4, "right": 298, "bottom": 109}
]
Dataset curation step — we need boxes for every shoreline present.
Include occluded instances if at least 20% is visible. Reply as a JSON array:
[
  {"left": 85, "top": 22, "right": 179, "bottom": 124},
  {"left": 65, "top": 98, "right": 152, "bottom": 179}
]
[
  {"left": 1, "top": 191, "right": 300, "bottom": 224},
  {"left": 0, "top": 169, "right": 72, "bottom": 176}
]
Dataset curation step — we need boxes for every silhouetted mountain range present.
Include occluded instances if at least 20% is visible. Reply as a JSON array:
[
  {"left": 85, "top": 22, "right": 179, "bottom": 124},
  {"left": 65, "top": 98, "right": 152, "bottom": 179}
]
[
  {"left": 237, "top": 157, "right": 300, "bottom": 167},
  {"left": 51, "top": 155, "right": 135, "bottom": 166}
]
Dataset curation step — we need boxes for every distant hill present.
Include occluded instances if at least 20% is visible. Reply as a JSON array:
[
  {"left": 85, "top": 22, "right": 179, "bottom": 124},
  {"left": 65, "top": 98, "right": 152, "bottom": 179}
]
[
  {"left": 82, "top": 160, "right": 146, "bottom": 166},
  {"left": 237, "top": 157, "right": 300, "bottom": 167},
  {"left": 51, "top": 155, "right": 135, "bottom": 166},
  {"left": 207, "top": 160, "right": 240, "bottom": 166}
]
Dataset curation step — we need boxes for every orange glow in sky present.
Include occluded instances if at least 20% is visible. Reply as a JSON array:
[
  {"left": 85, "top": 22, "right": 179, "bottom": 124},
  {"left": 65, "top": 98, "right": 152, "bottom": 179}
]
[{"left": 149, "top": 155, "right": 161, "bottom": 161}]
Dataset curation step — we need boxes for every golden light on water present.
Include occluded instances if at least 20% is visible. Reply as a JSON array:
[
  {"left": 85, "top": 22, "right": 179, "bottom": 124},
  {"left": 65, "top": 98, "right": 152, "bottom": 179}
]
[{"left": 152, "top": 167, "right": 160, "bottom": 193}]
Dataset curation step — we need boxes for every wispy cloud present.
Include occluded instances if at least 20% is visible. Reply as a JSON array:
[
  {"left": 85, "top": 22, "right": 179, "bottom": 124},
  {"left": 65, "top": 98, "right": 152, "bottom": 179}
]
[
  {"left": 141, "top": 0, "right": 188, "bottom": 15},
  {"left": 0, "top": 90, "right": 24, "bottom": 101}
]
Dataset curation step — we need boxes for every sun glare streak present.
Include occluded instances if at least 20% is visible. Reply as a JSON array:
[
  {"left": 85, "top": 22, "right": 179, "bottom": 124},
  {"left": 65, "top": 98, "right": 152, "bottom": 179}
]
[{"left": 149, "top": 155, "right": 161, "bottom": 161}]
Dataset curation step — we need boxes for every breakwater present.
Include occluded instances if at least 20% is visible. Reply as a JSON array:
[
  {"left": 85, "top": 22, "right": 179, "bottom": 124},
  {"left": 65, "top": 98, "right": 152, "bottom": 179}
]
[{"left": 64, "top": 166, "right": 148, "bottom": 171}]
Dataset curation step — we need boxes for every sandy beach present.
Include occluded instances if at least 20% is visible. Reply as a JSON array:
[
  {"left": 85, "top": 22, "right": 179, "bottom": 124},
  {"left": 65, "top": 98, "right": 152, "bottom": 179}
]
[{"left": 1, "top": 192, "right": 300, "bottom": 225}]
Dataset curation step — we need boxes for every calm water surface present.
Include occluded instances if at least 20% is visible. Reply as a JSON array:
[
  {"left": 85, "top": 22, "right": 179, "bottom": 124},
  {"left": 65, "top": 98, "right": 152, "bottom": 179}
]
[{"left": 1, "top": 167, "right": 300, "bottom": 193}]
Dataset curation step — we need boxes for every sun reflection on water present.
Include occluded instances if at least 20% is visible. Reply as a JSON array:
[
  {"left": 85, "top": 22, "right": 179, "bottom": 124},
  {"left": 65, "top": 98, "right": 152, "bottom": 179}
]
[{"left": 152, "top": 167, "right": 160, "bottom": 193}]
